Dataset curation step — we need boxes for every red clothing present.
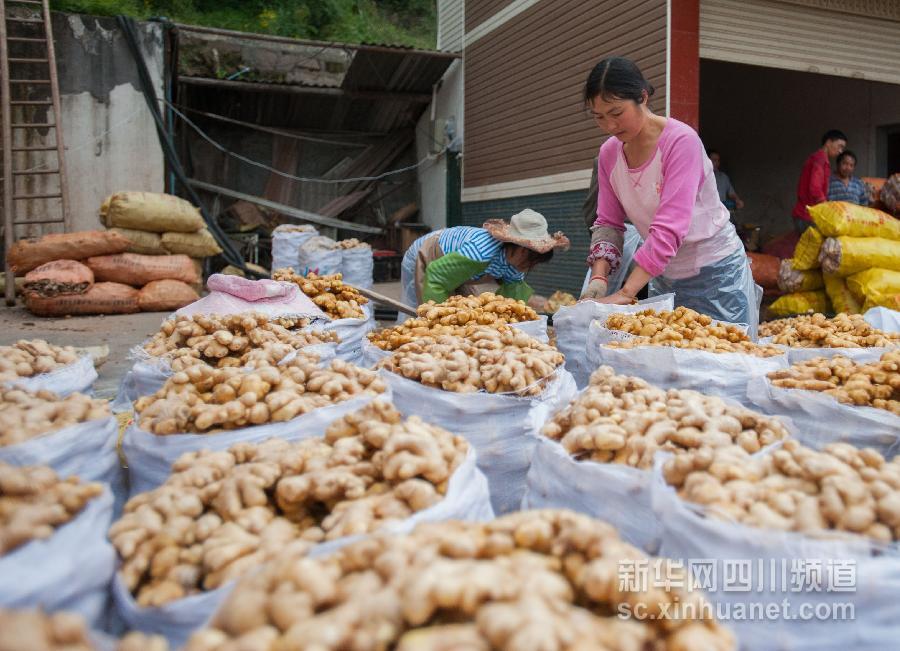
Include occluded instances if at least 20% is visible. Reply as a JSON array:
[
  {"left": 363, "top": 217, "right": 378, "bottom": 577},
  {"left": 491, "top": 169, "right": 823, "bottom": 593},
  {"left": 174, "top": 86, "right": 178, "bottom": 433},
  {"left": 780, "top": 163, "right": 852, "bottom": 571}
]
[{"left": 792, "top": 149, "right": 830, "bottom": 221}]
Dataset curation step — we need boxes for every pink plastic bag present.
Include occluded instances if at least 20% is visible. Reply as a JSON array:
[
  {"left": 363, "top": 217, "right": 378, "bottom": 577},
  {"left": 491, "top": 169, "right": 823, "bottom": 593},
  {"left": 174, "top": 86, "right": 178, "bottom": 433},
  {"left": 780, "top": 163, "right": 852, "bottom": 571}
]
[{"left": 176, "top": 274, "right": 327, "bottom": 320}]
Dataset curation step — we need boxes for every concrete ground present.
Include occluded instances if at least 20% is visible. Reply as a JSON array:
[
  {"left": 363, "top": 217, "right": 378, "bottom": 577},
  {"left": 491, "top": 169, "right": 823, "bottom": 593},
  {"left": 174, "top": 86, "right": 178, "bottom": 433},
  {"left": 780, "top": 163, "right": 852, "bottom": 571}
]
[{"left": 0, "top": 281, "right": 405, "bottom": 400}]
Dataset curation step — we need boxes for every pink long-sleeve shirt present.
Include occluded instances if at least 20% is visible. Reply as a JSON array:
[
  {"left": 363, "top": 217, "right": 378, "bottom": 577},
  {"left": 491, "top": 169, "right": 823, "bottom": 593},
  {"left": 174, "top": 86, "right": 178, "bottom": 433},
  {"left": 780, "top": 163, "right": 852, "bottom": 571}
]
[{"left": 593, "top": 118, "right": 741, "bottom": 279}]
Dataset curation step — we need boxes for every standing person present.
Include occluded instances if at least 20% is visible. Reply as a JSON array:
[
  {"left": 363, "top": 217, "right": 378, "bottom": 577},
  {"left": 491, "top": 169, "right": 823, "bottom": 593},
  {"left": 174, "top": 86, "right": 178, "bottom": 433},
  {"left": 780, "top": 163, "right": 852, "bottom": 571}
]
[
  {"left": 398, "top": 209, "right": 569, "bottom": 311},
  {"left": 792, "top": 129, "right": 847, "bottom": 232},
  {"left": 579, "top": 56, "right": 760, "bottom": 332},
  {"left": 707, "top": 149, "right": 745, "bottom": 210},
  {"left": 828, "top": 150, "right": 869, "bottom": 205}
]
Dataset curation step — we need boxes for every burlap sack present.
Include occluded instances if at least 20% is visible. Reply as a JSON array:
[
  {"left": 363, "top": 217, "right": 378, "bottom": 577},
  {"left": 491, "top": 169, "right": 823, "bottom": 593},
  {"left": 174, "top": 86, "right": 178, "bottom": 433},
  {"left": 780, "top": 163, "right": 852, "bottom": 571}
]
[
  {"left": 86, "top": 253, "right": 200, "bottom": 287},
  {"left": 23, "top": 260, "right": 93, "bottom": 297},
  {"left": 8, "top": 230, "right": 131, "bottom": 274},
  {"left": 137, "top": 280, "right": 200, "bottom": 312},
  {"left": 161, "top": 228, "right": 222, "bottom": 258},
  {"left": 100, "top": 192, "right": 204, "bottom": 233},
  {"left": 110, "top": 228, "right": 167, "bottom": 255},
  {"left": 25, "top": 282, "right": 139, "bottom": 316}
]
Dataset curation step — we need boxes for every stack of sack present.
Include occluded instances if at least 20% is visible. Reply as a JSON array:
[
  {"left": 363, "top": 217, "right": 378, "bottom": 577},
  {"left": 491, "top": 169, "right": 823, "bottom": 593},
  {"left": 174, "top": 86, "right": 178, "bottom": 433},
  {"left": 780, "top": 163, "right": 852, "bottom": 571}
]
[
  {"left": 9, "top": 231, "right": 202, "bottom": 316},
  {"left": 273, "top": 227, "right": 374, "bottom": 289},
  {"left": 101, "top": 191, "right": 221, "bottom": 291},
  {"left": 746, "top": 251, "right": 781, "bottom": 298},
  {"left": 772, "top": 201, "right": 900, "bottom": 316}
]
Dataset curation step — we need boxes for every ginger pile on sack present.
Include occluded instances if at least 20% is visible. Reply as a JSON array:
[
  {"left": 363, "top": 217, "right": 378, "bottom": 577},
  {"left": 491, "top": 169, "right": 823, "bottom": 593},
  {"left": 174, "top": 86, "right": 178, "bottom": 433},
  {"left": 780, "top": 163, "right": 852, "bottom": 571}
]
[
  {"left": 337, "top": 238, "right": 370, "bottom": 249},
  {"left": 0, "top": 339, "right": 81, "bottom": 382},
  {"left": 767, "top": 350, "right": 900, "bottom": 415},
  {"left": 369, "top": 294, "right": 539, "bottom": 351},
  {"left": 272, "top": 270, "right": 368, "bottom": 319},
  {"left": 665, "top": 439, "right": 900, "bottom": 543},
  {"left": 542, "top": 367, "right": 788, "bottom": 467},
  {"left": 184, "top": 509, "right": 735, "bottom": 651},
  {"left": 604, "top": 307, "right": 783, "bottom": 357},
  {"left": 134, "top": 353, "right": 385, "bottom": 435},
  {"left": 0, "top": 387, "right": 110, "bottom": 446},
  {"left": 0, "top": 463, "right": 102, "bottom": 555},
  {"left": 0, "top": 608, "right": 169, "bottom": 651},
  {"left": 758, "top": 312, "right": 900, "bottom": 348},
  {"left": 110, "top": 401, "right": 469, "bottom": 607},
  {"left": 143, "top": 312, "right": 336, "bottom": 371},
  {"left": 378, "top": 327, "right": 564, "bottom": 396}
]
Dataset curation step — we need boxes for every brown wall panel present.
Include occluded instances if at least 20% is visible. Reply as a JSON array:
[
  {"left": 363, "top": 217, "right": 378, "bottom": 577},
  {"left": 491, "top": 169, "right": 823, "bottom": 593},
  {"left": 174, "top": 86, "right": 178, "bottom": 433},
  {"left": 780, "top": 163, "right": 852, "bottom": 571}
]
[
  {"left": 464, "top": 0, "right": 667, "bottom": 189},
  {"left": 465, "top": 0, "right": 516, "bottom": 32}
]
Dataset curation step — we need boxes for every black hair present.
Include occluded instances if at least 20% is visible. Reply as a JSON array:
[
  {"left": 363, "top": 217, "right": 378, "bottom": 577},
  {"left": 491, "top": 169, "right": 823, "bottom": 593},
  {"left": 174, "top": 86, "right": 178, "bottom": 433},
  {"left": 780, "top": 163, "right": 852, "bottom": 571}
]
[
  {"left": 821, "top": 129, "right": 847, "bottom": 145},
  {"left": 505, "top": 243, "right": 554, "bottom": 268},
  {"left": 706, "top": 148, "right": 720, "bottom": 157},
  {"left": 836, "top": 150, "right": 857, "bottom": 165},
  {"left": 584, "top": 57, "right": 655, "bottom": 106}
]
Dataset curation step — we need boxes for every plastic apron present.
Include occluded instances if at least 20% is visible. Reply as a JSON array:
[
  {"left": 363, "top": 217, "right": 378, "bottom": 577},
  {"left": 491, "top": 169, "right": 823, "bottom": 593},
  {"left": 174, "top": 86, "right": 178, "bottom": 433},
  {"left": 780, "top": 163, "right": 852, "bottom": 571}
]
[{"left": 648, "top": 246, "right": 763, "bottom": 339}]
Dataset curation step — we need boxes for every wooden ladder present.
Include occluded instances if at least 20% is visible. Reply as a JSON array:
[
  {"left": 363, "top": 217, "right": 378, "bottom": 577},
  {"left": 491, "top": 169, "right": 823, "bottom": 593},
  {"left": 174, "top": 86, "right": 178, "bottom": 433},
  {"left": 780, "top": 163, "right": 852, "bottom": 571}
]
[{"left": 0, "top": 0, "right": 69, "bottom": 305}]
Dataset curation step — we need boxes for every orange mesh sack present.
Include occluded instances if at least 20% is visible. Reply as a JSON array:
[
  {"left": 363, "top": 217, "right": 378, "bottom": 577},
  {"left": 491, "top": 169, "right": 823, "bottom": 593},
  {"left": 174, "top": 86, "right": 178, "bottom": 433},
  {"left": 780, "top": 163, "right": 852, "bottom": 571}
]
[
  {"left": 138, "top": 280, "right": 200, "bottom": 312},
  {"left": 25, "top": 282, "right": 139, "bottom": 316},
  {"left": 23, "top": 260, "right": 94, "bottom": 297},
  {"left": 86, "top": 253, "right": 200, "bottom": 287},
  {"left": 7, "top": 230, "right": 131, "bottom": 274}
]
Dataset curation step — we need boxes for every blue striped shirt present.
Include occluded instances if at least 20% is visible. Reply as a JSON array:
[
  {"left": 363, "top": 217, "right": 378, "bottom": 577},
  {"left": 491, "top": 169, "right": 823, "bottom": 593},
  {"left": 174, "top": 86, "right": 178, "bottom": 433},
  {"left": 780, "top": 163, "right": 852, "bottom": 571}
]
[
  {"left": 438, "top": 226, "right": 525, "bottom": 283},
  {"left": 827, "top": 175, "right": 869, "bottom": 206}
]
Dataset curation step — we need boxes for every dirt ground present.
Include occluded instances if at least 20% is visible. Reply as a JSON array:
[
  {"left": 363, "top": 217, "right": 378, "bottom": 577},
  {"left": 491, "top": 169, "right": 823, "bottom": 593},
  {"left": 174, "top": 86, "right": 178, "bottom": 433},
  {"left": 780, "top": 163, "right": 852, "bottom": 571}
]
[{"left": 0, "top": 281, "right": 404, "bottom": 399}]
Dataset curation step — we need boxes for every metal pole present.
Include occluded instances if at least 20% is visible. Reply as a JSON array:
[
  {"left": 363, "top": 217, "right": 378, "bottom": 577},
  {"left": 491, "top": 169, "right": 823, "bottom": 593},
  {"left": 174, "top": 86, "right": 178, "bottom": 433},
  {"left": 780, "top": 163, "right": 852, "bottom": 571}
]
[{"left": 1, "top": 0, "right": 17, "bottom": 305}]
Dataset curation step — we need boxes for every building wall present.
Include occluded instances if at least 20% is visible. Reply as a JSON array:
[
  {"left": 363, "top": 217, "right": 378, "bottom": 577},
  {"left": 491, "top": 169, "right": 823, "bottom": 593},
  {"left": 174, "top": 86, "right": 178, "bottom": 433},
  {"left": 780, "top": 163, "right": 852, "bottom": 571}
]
[
  {"left": 461, "top": 189, "right": 589, "bottom": 296},
  {"left": 699, "top": 59, "right": 900, "bottom": 241},
  {"left": 416, "top": 60, "right": 463, "bottom": 232},
  {"left": 437, "top": 0, "right": 464, "bottom": 52},
  {"left": 11, "top": 13, "right": 165, "bottom": 237},
  {"left": 462, "top": 0, "right": 667, "bottom": 199},
  {"left": 465, "top": 0, "right": 515, "bottom": 31}
]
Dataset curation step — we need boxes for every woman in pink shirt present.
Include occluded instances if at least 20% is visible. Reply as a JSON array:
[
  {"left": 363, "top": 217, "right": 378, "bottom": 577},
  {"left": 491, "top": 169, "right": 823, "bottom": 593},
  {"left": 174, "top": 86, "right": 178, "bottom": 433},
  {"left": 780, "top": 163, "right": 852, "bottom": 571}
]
[{"left": 580, "top": 57, "right": 760, "bottom": 332}]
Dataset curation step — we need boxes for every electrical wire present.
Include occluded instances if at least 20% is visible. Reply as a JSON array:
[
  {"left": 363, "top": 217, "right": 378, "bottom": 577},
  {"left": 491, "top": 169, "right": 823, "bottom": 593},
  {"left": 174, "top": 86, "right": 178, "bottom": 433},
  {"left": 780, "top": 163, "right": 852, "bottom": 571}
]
[{"left": 160, "top": 97, "right": 446, "bottom": 184}]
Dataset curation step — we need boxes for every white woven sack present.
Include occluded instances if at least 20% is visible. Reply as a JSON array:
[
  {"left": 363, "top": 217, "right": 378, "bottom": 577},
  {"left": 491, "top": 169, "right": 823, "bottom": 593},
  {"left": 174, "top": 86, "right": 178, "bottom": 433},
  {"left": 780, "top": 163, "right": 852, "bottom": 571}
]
[
  {"left": 864, "top": 306, "right": 900, "bottom": 332},
  {"left": 746, "top": 375, "right": 900, "bottom": 455},
  {"left": 587, "top": 320, "right": 788, "bottom": 407},
  {"left": 757, "top": 335, "right": 894, "bottom": 365},
  {"left": 554, "top": 294, "right": 675, "bottom": 388},
  {"left": 510, "top": 315, "right": 549, "bottom": 343},
  {"left": 6, "top": 354, "right": 97, "bottom": 397},
  {"left": 323, "top": 304, "right": 376, "bottom": 365},
  {"left": 123, "top": 392, "right": 387, "bottom": 496},
  {"left": 0, "top": 488, "right": 116, "bottom": 627},
  {"left": 270, "top": 227, "right": 315, "bottom": 272},
  {"left": 651, "top": 458, "right": 900, "bottom": 651},
  {"left": 361, "top": 337, "right": 389, "bottom": 369},
  {"left": 522, "top": 435, "right": 661, "bottom": 553},
  {"left": 297, "top": 246, "right": 343, "bottom": 277},
  {"left": 0, "top": 416, "right": 124, "bottom": 501},
  {"left": 111, "top": 447, "right": 493, "bottom": 648},
  {"left": 112, "top": 341, "right": 338, "bottom": 413},
  {"left": 382, "top": 367, "right": 578, "bottom": 514},
  {"left": 341, "top": 246, "right": 374, "bottom": 289}
]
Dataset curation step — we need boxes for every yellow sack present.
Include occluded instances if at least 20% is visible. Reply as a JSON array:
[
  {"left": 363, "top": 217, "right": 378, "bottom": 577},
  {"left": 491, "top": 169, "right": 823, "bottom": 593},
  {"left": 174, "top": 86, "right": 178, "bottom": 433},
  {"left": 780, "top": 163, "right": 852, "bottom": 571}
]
[
  {"left": 809, "top": 201, "right": 900, "bottom": 241},
  {"left": 823, "top": 273, "right": 862, "bottom": 314},
  {"left": 110, "top": 227, "right": 166, "bottom": 255},
  {"left": 777, "top": 259, "right": 823, "bottom": 293},
  {"left": 847, "top": 268, "right": 900, "bottom": 311},
  {"left": 769, "top": 291, "right": 831, "bottom": 317},
  {"left": 792, "top": 227, "right": 824, "bottom": 270},
  {"left": 161, "top": 228, "right": 222, "bottom": 258},
  {"left": 101, "top": 192, "right": 204, "bottom": 233},
  {"left": 818, "top": 236, "right": 900, "bottom": 276}
]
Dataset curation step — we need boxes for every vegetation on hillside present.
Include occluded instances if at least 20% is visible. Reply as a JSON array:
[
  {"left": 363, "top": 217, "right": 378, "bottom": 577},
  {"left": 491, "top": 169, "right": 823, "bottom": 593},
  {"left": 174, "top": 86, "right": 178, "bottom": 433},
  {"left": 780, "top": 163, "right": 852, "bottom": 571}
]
[{"left": 50, "top": 0, "right": 437, "bottom": 48}]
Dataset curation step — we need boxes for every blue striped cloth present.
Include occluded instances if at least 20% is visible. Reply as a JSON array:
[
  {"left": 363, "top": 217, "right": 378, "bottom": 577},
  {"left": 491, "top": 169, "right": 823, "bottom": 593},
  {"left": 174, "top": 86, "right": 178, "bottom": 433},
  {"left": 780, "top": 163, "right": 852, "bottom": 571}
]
[
  {"left": 827, "top": 175, "right": 869, "bottom": 205},
  {"left": 439, "top": 226, "right": 525, "bottom": 283}
]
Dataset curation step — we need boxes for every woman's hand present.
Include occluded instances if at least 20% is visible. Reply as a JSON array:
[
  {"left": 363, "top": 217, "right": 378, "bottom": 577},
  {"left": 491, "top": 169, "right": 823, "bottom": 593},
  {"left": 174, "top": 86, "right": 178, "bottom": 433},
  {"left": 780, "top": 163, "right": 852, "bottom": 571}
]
[
  {"left": 580, "top": 278, "right": 608, "bottom": 301},
  {"left": 596, "top": 290, "right": 637, "bottom": 305}
]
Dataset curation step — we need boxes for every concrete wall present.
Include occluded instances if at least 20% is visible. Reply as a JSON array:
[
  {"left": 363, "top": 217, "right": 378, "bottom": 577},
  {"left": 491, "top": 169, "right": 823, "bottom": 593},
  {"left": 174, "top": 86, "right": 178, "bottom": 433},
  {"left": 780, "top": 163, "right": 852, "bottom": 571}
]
[
  {"left": 699, "top": 59, "right": 900, "bottom": 242},
  {"left": 11, "top": 13, "right": 165, "bottom": 237},
  {"left": 415, "top": 59, "right": 463, "bottom": 231}
]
